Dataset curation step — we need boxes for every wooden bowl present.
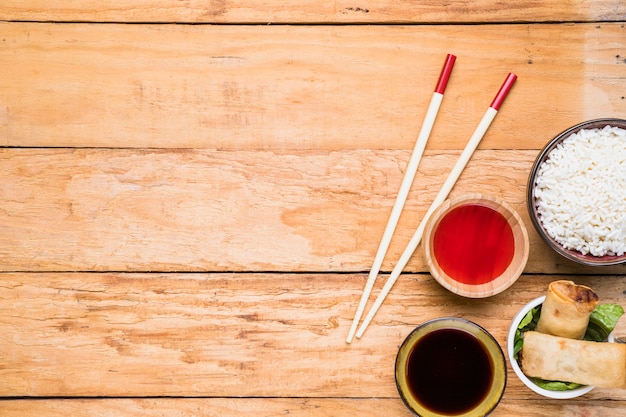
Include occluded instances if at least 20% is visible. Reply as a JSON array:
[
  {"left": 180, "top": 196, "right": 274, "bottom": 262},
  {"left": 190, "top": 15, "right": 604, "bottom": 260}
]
[
  {"left": 423, "top": 194, "right": 529, "bottom": 298},
  {"left": 527, "top": 118, "right": 626, "bottom": 266}
]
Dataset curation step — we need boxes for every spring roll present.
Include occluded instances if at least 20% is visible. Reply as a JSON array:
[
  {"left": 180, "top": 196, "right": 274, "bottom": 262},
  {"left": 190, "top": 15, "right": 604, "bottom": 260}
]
[
  {"left": 521, "top": 331, "right": 626, "bottom": 389},
  {"left": 535, "top": 280, "right": 599, "bottom": 339}
]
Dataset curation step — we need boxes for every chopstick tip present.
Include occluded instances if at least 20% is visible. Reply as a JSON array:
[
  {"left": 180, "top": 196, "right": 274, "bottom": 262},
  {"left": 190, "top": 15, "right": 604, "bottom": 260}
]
[
  {"left": 490, "top": 72, "right": 518, "bottom": 110},
  {"left": 434, "top": 54, "right": 457, "bottom": 94}
]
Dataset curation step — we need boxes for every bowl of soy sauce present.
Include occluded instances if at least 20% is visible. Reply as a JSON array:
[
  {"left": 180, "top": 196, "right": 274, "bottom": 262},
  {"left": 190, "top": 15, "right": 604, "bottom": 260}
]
[{"left": 395, "top": 318, "right": 506, "bottom": 417}]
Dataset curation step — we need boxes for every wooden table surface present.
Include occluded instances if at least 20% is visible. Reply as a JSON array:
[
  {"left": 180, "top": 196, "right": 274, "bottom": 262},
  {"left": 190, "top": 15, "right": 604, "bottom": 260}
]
[{"left": 2, "top": 2, "right": 626, "bottom": 416}]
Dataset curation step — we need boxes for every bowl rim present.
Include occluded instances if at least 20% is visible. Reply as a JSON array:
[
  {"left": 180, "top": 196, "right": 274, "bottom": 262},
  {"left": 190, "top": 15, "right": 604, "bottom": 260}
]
[
  {"left": 424, "top": 193, "right": 529, "bottom": 298},
  {"left": 526, "top": 118, "right": 626, "bottom": 266},
  {"left": 506, "top": 296, "right": 597, "bottom": 399},
  {"left": 396, "top": 317, "right": 507, "bottom": 416}
]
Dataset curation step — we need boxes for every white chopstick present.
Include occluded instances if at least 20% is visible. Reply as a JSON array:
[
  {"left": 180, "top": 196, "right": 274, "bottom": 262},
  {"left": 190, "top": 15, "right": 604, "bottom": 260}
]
[
  {"left": 346, "top": 54, "right": 457, "bottom": 344},
  {"left": 354, "top": 72, "right": 518, "bottom": 340}
]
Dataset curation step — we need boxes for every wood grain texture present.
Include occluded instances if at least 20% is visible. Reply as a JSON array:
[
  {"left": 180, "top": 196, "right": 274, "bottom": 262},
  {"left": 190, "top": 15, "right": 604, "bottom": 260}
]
[
  {"left": 1, "top": 398, "right": 625, "bottom": 417},
  {"left": 1, "top": 1, "right": 625, "bottom": 23},
  {"left": 4, "top": 148, "right": 626, "bottom": 274},
  {"left": 1, "top": 272, "right": 625, "bottom": 398},
  {"left": 1, "top": 22, "right": 625, "bottom": 149},
  {"left": 3, "top": 2, "right": 626, "bottom": 415}
]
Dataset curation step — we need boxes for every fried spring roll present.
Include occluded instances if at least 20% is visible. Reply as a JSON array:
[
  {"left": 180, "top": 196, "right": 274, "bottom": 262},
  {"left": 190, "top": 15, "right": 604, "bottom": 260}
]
[
  {"left": 535, "top": 280, "right": 599, "bottom": 339},
  {"left": 521, "top": 331, "right": 626, "bottom": 389}
]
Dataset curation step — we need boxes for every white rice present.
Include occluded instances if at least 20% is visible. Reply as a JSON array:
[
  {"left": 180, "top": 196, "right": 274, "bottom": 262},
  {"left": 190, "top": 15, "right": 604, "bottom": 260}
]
[{"left": 534, "top": 125, "right": 626, "bottom": 257}]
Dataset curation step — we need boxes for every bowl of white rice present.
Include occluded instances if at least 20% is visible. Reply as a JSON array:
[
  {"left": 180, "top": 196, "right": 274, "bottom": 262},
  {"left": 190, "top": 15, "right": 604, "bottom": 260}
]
[{"left": 527, "top": 118, "right": 626, "bottom": 266}]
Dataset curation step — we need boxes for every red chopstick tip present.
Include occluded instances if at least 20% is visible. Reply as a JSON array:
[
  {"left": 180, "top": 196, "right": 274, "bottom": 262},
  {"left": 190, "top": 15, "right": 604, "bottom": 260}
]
[
  {"left": 490, "top": 72, "right": 517, "bottom": 111},
  {"left": 434, "top": 54, "right": 457, "bottom": 94}
]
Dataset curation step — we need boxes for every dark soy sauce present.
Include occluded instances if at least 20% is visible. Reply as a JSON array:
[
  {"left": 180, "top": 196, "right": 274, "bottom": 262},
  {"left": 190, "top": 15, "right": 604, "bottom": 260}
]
[
  {"left": 433, "top": 204, "right": 514, "bottom": 285},
  {"left": 406, "top": 328, "right": 493, "bottom": 415}
]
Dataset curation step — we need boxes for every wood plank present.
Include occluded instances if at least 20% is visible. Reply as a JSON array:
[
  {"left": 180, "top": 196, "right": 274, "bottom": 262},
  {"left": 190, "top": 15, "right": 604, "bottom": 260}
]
[
  {"left": 1, "top": 1, "right": 624, "bottom": 23},
  {"left": 1, "top": 272, "right": 625, "bottom": 398},
  {"left": 1, "top": 22, "right": 624, "bottom": 149},
  {"left": 4, "top": 148, "right": 626, "bottom": 274},
  {"left": 1, "top": 398, "right": 626, "bottom": 417}
]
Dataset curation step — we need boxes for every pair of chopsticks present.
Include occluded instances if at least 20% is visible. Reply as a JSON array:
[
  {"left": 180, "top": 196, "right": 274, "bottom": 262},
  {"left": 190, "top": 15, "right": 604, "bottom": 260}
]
[{"left": 346, "top": 54, "right": 517, "bottom": 343}]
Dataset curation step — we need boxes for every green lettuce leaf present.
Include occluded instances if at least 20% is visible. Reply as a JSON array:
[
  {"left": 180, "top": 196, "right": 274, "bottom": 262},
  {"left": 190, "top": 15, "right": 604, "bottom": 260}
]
[
  {"left": 513, "top": 305, "right": 541, "bottom": 359},
  {"left": 532, "top": 378, "right": 582, "bottom": 391},
  {"left": 585, "top": 304, "right": 625, "bottom": 342}
]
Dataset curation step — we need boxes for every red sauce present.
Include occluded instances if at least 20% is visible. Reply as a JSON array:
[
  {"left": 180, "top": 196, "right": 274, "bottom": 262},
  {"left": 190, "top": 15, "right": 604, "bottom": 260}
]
[{"left": 433, "top": 204, "right": 514, "bottom": 285}]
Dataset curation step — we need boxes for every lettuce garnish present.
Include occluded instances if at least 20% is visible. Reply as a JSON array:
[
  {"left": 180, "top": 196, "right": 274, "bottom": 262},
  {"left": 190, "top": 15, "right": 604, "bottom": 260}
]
[{"left": 586, "top": 304, "right": 625, "bottom": 342}]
